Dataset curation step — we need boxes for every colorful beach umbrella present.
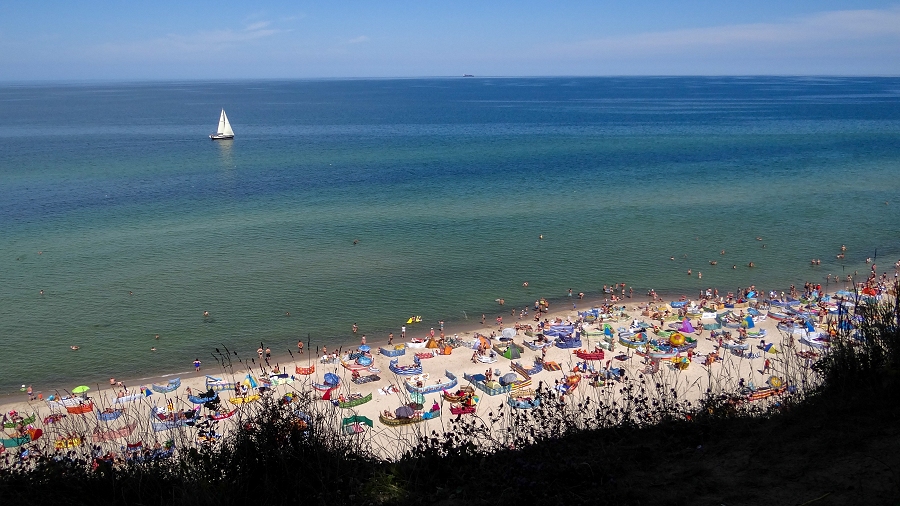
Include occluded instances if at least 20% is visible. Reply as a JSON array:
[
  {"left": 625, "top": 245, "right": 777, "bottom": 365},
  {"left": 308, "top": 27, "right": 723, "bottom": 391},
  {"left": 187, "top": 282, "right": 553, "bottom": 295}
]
[
  {"left": 358, "top": 344, "right": 371, "bottom": 352},
  {"left": 499, "top": 373, "right": 519, "bottom": 386},
  {"left": 324, "top": 373, "right": 341, "bottom": 386},
  {"left": 72, "top": 385, "right": 90, "bottom": 394},
  {"left": 409, "top": 392, "right": 425, "bottom": 404}
]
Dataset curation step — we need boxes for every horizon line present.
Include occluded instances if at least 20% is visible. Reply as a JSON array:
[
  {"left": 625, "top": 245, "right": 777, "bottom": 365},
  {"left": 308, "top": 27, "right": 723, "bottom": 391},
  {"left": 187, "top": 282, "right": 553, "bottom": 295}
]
[{"left": 2, "top": 74, "right": 900, "bottom": 86}]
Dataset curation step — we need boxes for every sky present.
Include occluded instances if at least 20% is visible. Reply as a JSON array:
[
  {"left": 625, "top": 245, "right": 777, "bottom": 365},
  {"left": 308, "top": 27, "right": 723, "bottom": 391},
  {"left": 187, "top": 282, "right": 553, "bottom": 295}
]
[{"left": 1, "top": 1, "right": 899, "bottom": 81}]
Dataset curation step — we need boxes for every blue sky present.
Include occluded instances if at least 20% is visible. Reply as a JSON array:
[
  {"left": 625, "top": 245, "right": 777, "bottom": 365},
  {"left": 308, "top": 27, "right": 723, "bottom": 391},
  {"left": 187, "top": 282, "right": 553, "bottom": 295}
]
[{"left": 1, "top": 1, "right": 899, "bottom": 80}]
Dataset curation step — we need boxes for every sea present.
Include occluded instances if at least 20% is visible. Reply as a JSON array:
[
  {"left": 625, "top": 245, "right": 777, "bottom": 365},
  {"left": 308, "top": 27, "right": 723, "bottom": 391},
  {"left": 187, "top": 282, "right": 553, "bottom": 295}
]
[{"left": 1, "top": 77, "right": 899, "bottom": 395}]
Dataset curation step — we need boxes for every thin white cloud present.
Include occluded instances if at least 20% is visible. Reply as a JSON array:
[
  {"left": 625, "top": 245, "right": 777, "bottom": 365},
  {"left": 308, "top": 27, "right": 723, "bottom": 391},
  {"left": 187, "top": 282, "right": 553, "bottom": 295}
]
[
  {"left": 555, "top": 7, "right": 900, "bottom": 58},
  {"left": 86, "top": 22, "right": 282, "bottom": 60},
  {"left": 244, "top": 21, "right": 271, "bottom": 32},
  {"left": 347, "top": 36, "right": 370, "bottom": 44}
]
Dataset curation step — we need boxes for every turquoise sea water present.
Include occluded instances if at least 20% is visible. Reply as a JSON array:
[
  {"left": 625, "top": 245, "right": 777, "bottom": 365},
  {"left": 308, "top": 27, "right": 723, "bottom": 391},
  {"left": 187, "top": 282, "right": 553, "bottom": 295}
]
[{"left": 1, "top": 77, "right": 899, "bottom": 394}]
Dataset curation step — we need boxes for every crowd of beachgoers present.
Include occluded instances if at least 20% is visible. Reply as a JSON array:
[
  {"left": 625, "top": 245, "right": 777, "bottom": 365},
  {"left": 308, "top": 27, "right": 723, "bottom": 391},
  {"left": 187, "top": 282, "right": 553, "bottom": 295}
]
[{"left": 3, "top": 263, "right": 899, "bottom": 465}]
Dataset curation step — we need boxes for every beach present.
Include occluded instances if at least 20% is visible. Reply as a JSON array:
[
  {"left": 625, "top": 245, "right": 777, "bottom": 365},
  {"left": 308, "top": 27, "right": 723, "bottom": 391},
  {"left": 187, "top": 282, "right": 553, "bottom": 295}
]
[{"left": 3, "top": 280, "right": 872, "bottom": 459}]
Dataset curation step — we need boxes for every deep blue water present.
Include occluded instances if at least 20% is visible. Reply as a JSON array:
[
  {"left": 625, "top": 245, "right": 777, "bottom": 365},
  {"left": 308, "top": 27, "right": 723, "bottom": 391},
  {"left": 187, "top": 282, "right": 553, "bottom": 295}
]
[{"left": 1, "top": 77, "right": 899, "bottom": 394}]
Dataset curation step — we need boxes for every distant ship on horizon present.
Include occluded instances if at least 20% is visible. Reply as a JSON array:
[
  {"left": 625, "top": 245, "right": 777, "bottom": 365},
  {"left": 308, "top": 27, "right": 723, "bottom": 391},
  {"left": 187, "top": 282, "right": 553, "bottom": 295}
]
[{"left": 463, "top": 74, "right": 474, "bottom": 77}]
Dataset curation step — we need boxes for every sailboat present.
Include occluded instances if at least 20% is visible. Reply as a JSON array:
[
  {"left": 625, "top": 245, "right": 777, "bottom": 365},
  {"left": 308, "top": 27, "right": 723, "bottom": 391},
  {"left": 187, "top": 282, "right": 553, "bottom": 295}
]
[{"left": 209, "top": 109, "right": 234, "bottom": 140}]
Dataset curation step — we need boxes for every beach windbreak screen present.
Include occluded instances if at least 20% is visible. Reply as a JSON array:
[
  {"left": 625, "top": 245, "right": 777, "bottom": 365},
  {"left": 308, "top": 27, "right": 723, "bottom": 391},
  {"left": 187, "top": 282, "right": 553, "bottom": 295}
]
[{"left": 1, "top": 77, "right": 898, "bottom": 392}]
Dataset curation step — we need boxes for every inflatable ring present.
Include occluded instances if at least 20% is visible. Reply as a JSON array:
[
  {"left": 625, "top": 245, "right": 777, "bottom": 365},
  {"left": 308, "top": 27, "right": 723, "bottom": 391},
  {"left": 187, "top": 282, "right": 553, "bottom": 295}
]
[{"left": 768, "top": 376, "right": 783, "bottom": 388}]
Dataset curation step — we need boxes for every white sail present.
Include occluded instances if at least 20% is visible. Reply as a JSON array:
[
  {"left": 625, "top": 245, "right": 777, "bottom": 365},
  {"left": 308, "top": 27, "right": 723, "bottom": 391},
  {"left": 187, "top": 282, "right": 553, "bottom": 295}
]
[
  {"left": 211, "top": 109, "right": 234, "bottom": 139},
  {"left": 219, "top": 109, "right": 234, "bottom": 137}
]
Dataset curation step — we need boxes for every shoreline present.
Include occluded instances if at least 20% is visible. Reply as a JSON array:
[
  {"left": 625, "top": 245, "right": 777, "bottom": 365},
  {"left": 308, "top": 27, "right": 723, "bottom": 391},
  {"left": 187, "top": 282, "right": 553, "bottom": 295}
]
[
  {"left": 2, "top": 277, "right": 894, "bottom": 462},
  {"left": 2, "top": 280, "right": 862, "bottom": 401}
]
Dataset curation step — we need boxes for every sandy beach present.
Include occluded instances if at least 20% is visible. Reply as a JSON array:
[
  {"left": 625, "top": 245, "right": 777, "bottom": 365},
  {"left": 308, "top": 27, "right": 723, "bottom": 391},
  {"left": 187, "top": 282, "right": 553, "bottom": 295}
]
[{"left": 2, "top": 281, "right": 853, "bottom": 460}]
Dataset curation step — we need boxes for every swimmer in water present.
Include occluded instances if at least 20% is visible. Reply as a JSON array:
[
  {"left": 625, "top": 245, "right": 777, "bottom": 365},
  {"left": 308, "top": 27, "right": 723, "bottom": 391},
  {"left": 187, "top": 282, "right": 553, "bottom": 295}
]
[
  {"left": 748, "top": 262, "right": 755, "bottom": 268},
  {"left": 539, "top": 234, "right": 544, "bottom": 240},
  {"left": 203, "top": 311, "right": 210, "bottom": 317},
  {"left": 151, "top": 347, "right": 157, "bottom": 351},
  {"left": 721, "top": 250, "right": 725, "bottom": 255},
  {"left": 70, "top": 345, "right": 79, "bottom": 351}
]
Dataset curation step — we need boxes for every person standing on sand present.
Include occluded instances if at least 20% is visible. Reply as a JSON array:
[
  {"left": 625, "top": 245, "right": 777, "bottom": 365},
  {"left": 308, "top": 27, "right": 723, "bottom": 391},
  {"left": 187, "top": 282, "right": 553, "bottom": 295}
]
[
  {"left": 401, "top": 326, "right": 406, "bottom": 339},
  {"left": 361, "top": 335, "right": 366, "bottom": 345},
  {"left": 27, "top": 385, "right": 34, "bottom": 401},
  {"left": 297, "top": 340, "right": 304, "bottom": 354},
  {"left": 388, "top": 333, "right": 394, "bottom": 345},
  {"left": 194, "top": 358, "right": 201, "bottom": 371},
  {"left": 481, "top": 314, "right": 486, "bottom": 325},
  {"left": 257, "top": 347, "right": 264, "bottom": 359}
]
